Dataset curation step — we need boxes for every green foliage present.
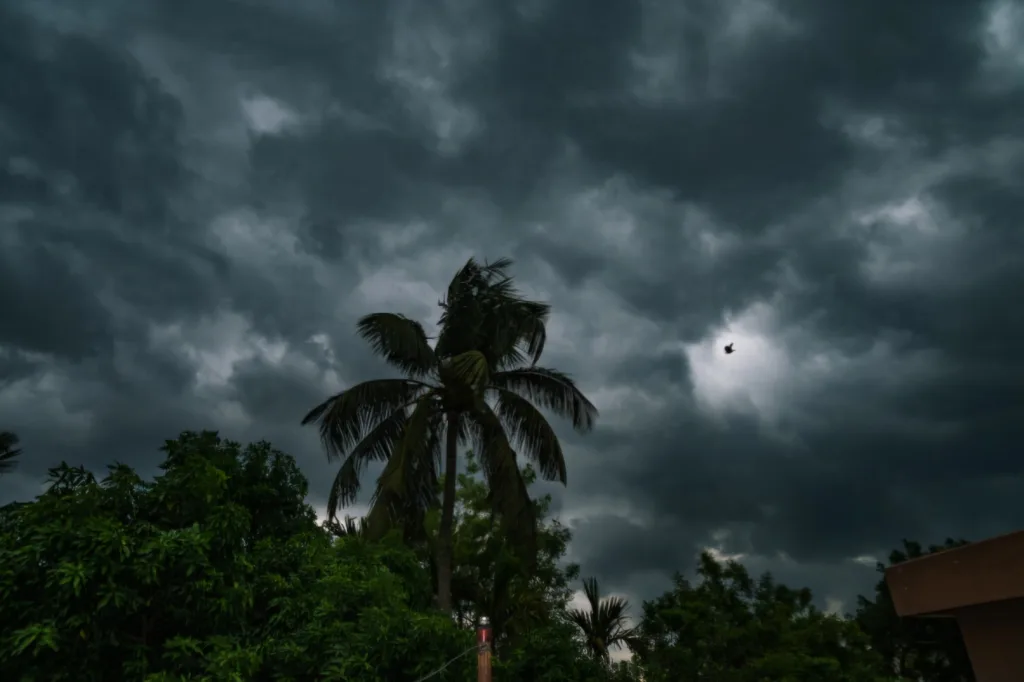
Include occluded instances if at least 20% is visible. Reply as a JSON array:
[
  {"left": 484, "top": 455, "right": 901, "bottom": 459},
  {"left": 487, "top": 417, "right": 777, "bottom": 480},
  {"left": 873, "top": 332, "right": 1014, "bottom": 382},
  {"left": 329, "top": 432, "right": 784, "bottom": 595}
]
[
  {"left": 0, "top": 431, "right": 472, "bottom": 681},
  {"left": 855, "top": 539, "right": 975, "bottom": 681},
  {"left": 0, "top": 427, "right": 974, "bottom": 682},
  {"left": 631, "top": 552, "right": 893, "bottom": 682},
  {"left": 435, "top": 453, "right": 639, "bottom": 682},
  {"left": 442, "top": 452, "right": 579, "bottom": 649},
  {"left": 493, "top": 618, "right": 614, "bottom": 682}
]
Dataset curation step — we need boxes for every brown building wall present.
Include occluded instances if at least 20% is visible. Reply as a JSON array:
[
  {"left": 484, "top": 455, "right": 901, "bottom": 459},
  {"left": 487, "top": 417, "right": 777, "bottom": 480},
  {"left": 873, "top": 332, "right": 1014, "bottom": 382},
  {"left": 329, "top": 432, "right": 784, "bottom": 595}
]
[
  {"left": 884, "top": 531, "right": 1024, "bottom": 682},
  {"left": 956, "top": 599, "right": 1024, "bottom": 682}
]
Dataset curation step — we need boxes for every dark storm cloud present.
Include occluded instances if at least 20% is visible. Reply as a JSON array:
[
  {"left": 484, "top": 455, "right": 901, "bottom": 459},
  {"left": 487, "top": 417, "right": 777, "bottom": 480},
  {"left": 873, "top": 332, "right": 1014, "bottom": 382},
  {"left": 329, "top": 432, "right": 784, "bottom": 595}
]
[
  {"left": 246, "top": 125, "right": 443, "bottom": 257},
  {"left": 570, "top": 513, "right": 702, "bottom": 580},
  {"left": 0, "top": 239, "right": 111, "bottom": 360},
  {"left": 2, "top": 0, "right": 1024, "bottom": 616},
  {"left": 550, "top": 0, "right": 1023, "bottom": 583},
  {"left": 528, "top": 0, "right": 992, "bottom": 226},
  {"left": 0, "top": 1, "right": 229, "bottom": 369},
  {"left": 0, "top": 6, "right": 184, "bottom": 219}
]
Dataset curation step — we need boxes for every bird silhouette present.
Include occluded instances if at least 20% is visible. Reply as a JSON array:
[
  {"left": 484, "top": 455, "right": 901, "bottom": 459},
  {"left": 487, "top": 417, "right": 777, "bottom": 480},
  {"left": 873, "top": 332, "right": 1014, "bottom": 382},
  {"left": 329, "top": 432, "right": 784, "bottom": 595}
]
[{"left": 724, "top": 343, "right": 735, "bottom": 355}]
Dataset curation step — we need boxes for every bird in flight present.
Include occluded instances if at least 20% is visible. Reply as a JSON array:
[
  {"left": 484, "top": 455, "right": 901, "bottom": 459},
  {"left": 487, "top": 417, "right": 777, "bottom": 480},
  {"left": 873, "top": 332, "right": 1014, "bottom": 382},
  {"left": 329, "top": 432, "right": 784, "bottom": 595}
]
[{"left": 724, "top": 343, "right": 735, "bottom": 355}]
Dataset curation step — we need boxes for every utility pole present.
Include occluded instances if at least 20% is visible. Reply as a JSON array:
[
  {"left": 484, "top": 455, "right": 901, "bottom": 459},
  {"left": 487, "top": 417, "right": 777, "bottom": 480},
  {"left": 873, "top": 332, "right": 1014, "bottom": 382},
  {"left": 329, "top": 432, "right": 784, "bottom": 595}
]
[{"left": 477, "top": 616, "right": 492, "bottom": 682}]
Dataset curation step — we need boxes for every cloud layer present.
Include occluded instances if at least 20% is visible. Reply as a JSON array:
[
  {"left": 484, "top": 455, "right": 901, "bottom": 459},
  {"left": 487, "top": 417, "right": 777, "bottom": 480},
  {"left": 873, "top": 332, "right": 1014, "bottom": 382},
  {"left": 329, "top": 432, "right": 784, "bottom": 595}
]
[{"left": 3, "top": 0, "right": 1024, "bottom": 613}]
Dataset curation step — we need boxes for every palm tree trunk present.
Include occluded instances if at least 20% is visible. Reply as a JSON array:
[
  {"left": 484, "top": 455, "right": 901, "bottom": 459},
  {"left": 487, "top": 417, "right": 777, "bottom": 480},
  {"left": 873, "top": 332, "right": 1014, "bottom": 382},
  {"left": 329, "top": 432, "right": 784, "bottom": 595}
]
[{"left": 435, "top": 415, "right": 459, "bottom": 614}]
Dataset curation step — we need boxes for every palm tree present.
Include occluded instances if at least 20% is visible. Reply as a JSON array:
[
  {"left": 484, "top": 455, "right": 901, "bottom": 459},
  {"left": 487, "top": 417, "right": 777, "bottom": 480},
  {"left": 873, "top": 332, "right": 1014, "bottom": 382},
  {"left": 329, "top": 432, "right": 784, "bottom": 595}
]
[
  {"left": 322, "top": 514, "right": 366, "bottom": 539},
  {"left": 569, "top": 577, "right": 635, "bottom": 662},
  {"left": 302, "top": 257, "right": 597, "bottom": 613},
  {"left": 0, "top": 431, "right": 22, "bottom": 475}
]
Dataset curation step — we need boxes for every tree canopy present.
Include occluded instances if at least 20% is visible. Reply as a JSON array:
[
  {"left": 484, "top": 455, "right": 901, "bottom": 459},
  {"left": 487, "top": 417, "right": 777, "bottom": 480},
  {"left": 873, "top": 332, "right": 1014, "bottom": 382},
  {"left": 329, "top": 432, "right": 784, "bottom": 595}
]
[
  {"left": 630, "top": 552, "right": 892, "bottom": 682},
  {"left": 443, "top": 452, "right": 579, "bottom": 647},
  {"left": 0, "top": 430, "right": 960, "bottom": 681},
  {"left": 0, "top": 432, "right": 474, "bottom": 682}
]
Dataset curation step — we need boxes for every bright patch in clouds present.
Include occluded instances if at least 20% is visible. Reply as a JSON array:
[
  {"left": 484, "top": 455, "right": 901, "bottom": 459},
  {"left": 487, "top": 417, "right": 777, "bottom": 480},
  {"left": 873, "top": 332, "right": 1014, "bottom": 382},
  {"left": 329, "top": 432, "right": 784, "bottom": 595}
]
[
  {"left": 851, "top": 555, "right": 879, "bottom": 567},
  {"left": 722, "top": 0, "right": 799, "bottom": 42},
  {"left": 982, "top": 0, "right": 1024, "bottom": 82},
  {"left": 0, "top": 366, "right": 95, "bottom": 442},
  {"left": 836, "top": 112, "right": 910, "bottom": 150},
  {"left": 685, "top": 300, "right": 795, "bottom": 424},
  {"left": 209, "top": 209, "right": 310, "bottom": 267},
  {"left": 240, "top": 93, "right": 302, "bottom": 135},
  {"left": 854, "top": 194, "right": 967, "bottom": 290},
  {"left": 705, "top": 528, "right": 746, "bottom": 562},
  {"left": 148, "top": 312, "right": 288, "bottom": 390},
  {"left": 351, "top": 266, "right": 444, "bottom": 333},
  {"left": 824, "top": 597, "right": 845, "bottom": 615},
  {"left": 685, "top": 295, "right": 943, "bottom": 433},
  {"left": 350, "top": 245, "right": 477, "bottom": 336}
]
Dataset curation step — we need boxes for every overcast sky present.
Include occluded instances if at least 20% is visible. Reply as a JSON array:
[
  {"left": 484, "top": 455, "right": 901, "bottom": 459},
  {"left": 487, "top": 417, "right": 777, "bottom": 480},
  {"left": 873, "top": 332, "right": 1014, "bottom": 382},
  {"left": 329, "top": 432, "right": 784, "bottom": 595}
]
[{"left": 3, "top": 0, "right": 1024, "bottom": 621}]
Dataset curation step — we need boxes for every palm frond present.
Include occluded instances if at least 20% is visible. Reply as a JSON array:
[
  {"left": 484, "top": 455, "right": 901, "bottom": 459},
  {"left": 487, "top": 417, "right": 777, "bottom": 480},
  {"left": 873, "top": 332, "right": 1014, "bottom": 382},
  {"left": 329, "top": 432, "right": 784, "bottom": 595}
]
[
  {"left": 323, "top": 514, "right": 366, "bottom": 538},
  {"left": 492, "top": 387, "right": 567, "bottom": 484},
  {"left": 480, "top": 256, "right": 514, "bottom": 276},
  {"left": 356, "top": 313, "right": 437, "bottom": 377},
  {"left": 491, "top": 367, "right": 598, "bottom": 432},
  {"left": 372, "top": 398, "right": 441, "bottom": 509},
  {"left": 489, "top": 297, "right": 548, "bottom": 369},
  {"left": 326, "top": 405, "right": 414, "bottom": 518},
  {"left": 569, "top": 577, "right": 635, "bottom": 660},
  {"left": 0, "top": 431, "right": 22, "bottom": 475},
  {"left": 301, "top": 378, "right": 432, "bottom": 460},
  {"left": 361, "top": 495, "right": 393, "bottom": 542},
  {"left": 583, "top": 576, "right": 603, "bottom": 613},
  {"left": 364, "top": 398, "right": 443, "bottom": 540},
  {"left": 596, "top": 595, "right": 631, "bottom": 629},
  {"left": 567, "top": 607, "right": 594, "bottom": 635},
  {"left": 465, "top": 404, "right": 538, "bottom": 564}
]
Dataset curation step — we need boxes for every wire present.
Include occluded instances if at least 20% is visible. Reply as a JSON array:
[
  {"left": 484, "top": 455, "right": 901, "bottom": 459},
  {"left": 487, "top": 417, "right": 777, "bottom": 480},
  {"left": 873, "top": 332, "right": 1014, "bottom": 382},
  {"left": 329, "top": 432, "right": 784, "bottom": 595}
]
[{"left": 412, "top": 644, "right": 481, "bottom": 682}]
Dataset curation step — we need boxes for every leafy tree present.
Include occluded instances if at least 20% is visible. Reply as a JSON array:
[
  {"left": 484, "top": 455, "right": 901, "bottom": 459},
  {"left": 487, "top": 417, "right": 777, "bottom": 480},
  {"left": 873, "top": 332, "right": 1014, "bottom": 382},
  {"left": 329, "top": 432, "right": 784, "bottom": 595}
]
[
  {"left": 0, "top": 431, "right": 22, "bottom": 475},
  {"left": 568, "top": 577, "right": 635, "bottom": 662},
  {"left": 442, "top": 451, "right": 580, "bottom": 651},
  {"left": 302, "top": 257, "right": 597, "bottom": 613},
  {"left": 630, "top": 551, "right": 892, "bottom": 682},
  {"left": 343, "top": 449, "right": 627, "bottom": 682},
  {"left": 438, "top": 453, "right": 644, "bottom": 682},
  {"left": 494, "top": 617, "right": 632, "bottom": 682},
  {"left": 855, "top": 539, "right": 975, "bottom": 681},
  {"left": 0, "top": 431, "right": 473, "bottom": 681}
]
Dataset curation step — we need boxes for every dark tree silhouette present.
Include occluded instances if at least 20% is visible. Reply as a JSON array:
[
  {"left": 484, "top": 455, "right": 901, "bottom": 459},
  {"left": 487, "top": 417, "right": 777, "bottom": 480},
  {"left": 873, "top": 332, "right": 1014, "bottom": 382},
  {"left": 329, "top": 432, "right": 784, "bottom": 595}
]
[
  {"left": 302, "top": 258, "right": 597, "bottom": 613},
  {"left": 0, "top": 432, "right": 22, "bottom": 475},
  {"left": 569, "top": 577, "right": 635, "bottom": 662}
]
